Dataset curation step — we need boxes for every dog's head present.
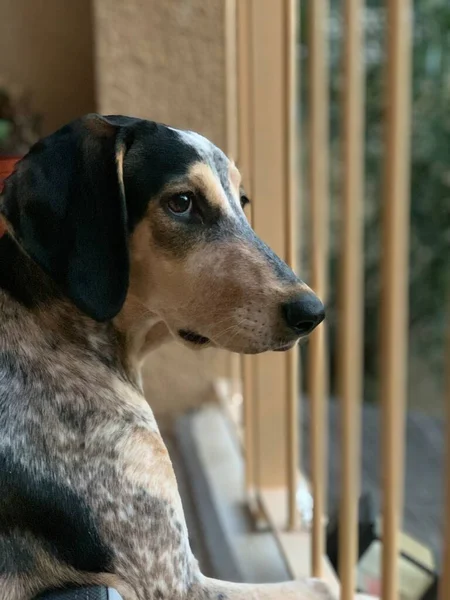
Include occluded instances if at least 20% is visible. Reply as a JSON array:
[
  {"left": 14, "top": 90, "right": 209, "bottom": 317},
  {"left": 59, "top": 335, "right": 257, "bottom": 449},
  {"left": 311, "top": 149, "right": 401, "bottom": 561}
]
[{"left": 1, "top": 114, "right": 324, "bottom": 354}]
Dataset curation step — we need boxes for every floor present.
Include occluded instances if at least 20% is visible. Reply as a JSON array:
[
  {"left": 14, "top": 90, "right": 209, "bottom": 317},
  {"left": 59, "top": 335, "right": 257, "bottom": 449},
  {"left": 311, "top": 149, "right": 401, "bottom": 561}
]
[
  {"left": 300, "top": 399, "right": 445, "bottom": 568},
  {"left": 161, "top": 396, "right": 446, "bottom": 586}
]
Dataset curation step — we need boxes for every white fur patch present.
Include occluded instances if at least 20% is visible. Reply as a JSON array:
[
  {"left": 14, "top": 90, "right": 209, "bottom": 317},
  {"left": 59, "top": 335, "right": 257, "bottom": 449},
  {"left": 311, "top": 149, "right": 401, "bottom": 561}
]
[{"left": 169, "top": 128, "right": 214, "bottom": 158}]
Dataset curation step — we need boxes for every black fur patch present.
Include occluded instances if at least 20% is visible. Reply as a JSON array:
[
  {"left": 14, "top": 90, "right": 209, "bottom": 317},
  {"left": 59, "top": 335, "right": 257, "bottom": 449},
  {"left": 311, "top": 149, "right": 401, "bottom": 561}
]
[
  {"left": 115, "top": 118, "right": 201, "bottom": 231},
  {"left": 0, "top": 534, "right": 34, "bottom": 575},
  {"left": 254, "top": 234, "right": 299, "bottom": 285},
  {"left": 0, "top": 234, "right": 60, "bottom": 309},
  {"left": 1, "top": 115, "right": 202, "bottom": 322},
  {"left": 0, "top": 450, "right": 113, "bottom": 574}
]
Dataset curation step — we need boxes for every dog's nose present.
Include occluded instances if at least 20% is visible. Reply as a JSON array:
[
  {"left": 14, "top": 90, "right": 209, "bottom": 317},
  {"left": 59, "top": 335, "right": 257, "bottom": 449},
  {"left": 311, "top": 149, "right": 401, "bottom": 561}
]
[{"left": 282, "top": 294, "right": 325, "bottom": 336}]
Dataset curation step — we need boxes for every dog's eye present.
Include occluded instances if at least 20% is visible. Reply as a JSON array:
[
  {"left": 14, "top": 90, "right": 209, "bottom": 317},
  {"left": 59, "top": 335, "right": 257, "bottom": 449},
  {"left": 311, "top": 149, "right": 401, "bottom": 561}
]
[
  {"left": 167, "top": 193, "right": 194, "bottom": 215},
  {"left": 240, "top": 195, "right": 250, "bottom": 209}
]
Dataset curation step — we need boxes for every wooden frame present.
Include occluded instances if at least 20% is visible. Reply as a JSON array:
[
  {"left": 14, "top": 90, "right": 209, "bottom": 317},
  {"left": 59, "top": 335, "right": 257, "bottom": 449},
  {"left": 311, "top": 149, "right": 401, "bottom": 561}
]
[
  {"left": 307, "top": 0, "right": 330, "bottom": 576},
  {"left": 221, "top": 2, "right": 431, "bottom": 598},
  {"left": 232, "top": 0, "right": 338, "bottom": 590},
  {"left": 234, "top": 0, "right": 300, "bottom": 507},
  {"left": 380, "top": 3, "right": 413, "bottom": 599},
  {"left": 337, "top": 0, "right": 365, "bottom": 597}
]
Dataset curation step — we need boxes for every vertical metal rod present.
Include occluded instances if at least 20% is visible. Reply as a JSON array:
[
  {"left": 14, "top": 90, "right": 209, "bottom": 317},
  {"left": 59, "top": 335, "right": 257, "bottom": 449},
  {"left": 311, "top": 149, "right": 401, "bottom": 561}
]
[
  {"left": 308, "top": 0, "right": 330, "bottom": 577},
  {"left": 224, "top": 0, "right": 243, "bottom": 425},
  {"left": 338, "top": 0, "right": 365, "bottom": 597},
  {"left": 440, "top": 319, "right": 450, "bottom": 599},
  {"left": 225, "top": 0, "right": 238, "bottom": 161},
  {"left": 284, "top": 0, "right": 300, "bottom": 531},
  {"left": 380, "top": 2, "right": 412, "bottom": 599},
  {"left": 236, "top": 0, "right": 258, "bottom": 506}
]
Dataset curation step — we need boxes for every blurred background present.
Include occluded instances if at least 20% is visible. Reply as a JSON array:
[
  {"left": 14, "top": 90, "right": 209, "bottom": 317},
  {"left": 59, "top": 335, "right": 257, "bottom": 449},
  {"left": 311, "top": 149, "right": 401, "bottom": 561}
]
[
  {"left": 307, "top": 0, "right": 449, "bottom": 412},
  {"left": 1, "top": 0, "right": 448, "bottom": 411},
  {"left": 1, "top": 1, "right": 448, "bottom": 598}
]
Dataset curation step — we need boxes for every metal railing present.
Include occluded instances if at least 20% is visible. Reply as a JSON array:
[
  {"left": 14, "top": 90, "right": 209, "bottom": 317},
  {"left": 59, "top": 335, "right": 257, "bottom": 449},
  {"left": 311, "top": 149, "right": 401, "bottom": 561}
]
[{"left": 223, "top": 1, "right": 448, "bottom": 597}]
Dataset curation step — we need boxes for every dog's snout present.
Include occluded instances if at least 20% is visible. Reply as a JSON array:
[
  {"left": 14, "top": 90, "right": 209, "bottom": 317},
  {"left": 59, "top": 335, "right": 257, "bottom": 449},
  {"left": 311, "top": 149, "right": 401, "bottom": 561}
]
[{"left": 282, "top": 294, "right": 325, "bottom": 336}]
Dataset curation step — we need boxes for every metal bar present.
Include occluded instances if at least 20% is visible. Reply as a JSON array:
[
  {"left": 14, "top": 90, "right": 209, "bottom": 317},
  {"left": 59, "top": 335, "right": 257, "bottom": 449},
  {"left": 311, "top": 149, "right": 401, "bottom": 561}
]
[
  {"left": 439, "top": 321, "right": 450, "bottom": 600},
  {"left": 284, "top": 0, "right": 300, "bottom": 532},
  {"left": 308, "top": 0, "right": 329, "bottom": 577},
  {"left": 380, "top": 2, "right": 413, "bottom": 599},
  {"left": 236, "top": 0, "right": 258, "bottom": 505},
  {"left": 225, "top": 0, "right": 238, "bottom": 161},
  {"left": 224, "top": 0, "right": 242, "bottom": 419},
  {"left": 236, "top": 0, "right": 253, "bottom": 201},
  {"left": 338, "top": 0, "right": 364, "bottom": 597}
]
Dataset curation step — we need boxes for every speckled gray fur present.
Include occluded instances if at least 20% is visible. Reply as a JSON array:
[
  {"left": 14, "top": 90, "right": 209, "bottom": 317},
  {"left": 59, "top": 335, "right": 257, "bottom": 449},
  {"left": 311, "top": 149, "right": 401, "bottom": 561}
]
[{"left": 0, "top": 116, "right": 332, "bottom": 600}]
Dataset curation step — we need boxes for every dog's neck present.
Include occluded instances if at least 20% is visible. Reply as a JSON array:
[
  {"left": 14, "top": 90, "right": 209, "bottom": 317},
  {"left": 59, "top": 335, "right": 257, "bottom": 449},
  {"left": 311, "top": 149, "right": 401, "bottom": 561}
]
[
  {"left": 0, "top": 233, "right": 170, "bottom": 388},
  {"left": 113, "top": 299, "right": 172, "bottom": 374}
]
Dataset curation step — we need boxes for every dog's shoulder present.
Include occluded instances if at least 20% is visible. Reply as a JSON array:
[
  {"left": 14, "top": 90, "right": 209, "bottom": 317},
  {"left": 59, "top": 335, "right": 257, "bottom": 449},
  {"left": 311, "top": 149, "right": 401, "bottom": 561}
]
[
  {"left": 0, "top": 265, "right": 151, "bottom": 584},
  {"left": 0, "top": 448, "right": 114, "bottom": 575}
]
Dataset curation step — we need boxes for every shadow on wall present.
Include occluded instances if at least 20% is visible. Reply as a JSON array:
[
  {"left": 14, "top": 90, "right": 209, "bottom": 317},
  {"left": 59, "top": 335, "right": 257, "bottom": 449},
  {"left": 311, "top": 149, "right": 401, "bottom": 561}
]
[{"left": 0, "top": 0, "right": 96, "bottom": 136}]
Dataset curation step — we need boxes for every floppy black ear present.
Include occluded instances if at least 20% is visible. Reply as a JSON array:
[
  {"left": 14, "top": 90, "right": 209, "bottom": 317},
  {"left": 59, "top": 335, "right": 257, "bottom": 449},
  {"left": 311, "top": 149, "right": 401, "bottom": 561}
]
[{"left": 2, "top": 114, "right": 130, "bottom": 321}]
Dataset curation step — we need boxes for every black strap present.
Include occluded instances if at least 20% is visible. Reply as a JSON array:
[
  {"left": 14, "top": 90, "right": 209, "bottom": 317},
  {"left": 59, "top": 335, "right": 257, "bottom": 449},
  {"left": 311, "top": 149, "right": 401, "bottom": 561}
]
[{"left": 34, "top": 586, "right": 123, "bottom": 600}]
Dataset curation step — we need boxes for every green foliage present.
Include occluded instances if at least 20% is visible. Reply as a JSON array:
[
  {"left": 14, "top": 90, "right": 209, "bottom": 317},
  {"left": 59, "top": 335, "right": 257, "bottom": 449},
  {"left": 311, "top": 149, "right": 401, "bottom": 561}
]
[{"left": 300, "top": 1, "right": 450, "bottom": 406}]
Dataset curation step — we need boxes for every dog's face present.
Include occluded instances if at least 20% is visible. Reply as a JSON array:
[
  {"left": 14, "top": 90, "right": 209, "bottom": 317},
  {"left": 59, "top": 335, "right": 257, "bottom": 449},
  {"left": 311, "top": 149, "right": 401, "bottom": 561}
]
[
  {"left": 127, "top": 129, "right": 324, "bottom": 354},
  {"left": 1, "top": 115, "right": 324, "bottom": 354}
]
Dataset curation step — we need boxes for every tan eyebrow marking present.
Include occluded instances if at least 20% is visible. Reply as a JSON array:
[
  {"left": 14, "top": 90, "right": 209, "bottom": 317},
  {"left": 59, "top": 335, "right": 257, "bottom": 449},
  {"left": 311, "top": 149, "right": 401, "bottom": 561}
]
[
  {"left": 187, "top": 162, "right": 230, "bottom": 211},
  {"left": 228, "top": 161, "right": 241, "bottom": 199},
  {"left": 116, "top": 143, "right": 125, "bottom": 198}
]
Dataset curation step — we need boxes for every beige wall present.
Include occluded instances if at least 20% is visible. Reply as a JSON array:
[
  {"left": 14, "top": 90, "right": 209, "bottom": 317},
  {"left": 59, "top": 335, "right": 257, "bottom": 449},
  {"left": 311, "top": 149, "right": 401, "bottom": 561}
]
[
  {"left": 93, "top": 0, "right": 226, "bottom": 147},
  {"left": 93, "top": 0, "right": 229, "bottom": 417},
  {"left": 1, "top": 0, "right": 230, "bottom": 418},
  {"left": 0, "top": 0, "right": 96, "bottom": 135}
]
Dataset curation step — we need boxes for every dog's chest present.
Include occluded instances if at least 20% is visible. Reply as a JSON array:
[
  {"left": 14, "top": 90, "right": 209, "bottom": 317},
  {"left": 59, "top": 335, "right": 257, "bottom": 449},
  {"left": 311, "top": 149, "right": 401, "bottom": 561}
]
[
  {"left": 72, "top": 408, "right": 197, "bottom": 596},
  {"left": 0, "top": 317, "right": 198, "bottom": 596}
]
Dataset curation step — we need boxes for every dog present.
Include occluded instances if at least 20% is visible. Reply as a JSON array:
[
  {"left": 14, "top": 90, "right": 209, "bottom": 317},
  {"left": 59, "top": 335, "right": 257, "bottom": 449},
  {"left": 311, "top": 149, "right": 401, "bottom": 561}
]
[{"left": 0, "top": 114, "right": 331, "bottom": 600}]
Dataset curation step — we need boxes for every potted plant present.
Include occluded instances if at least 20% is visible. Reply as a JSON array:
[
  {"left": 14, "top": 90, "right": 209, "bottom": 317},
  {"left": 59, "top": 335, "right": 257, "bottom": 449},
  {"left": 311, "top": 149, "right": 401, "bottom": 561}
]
[{"left": 0, "top": 86, "right": 41, "bottom": 187}]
